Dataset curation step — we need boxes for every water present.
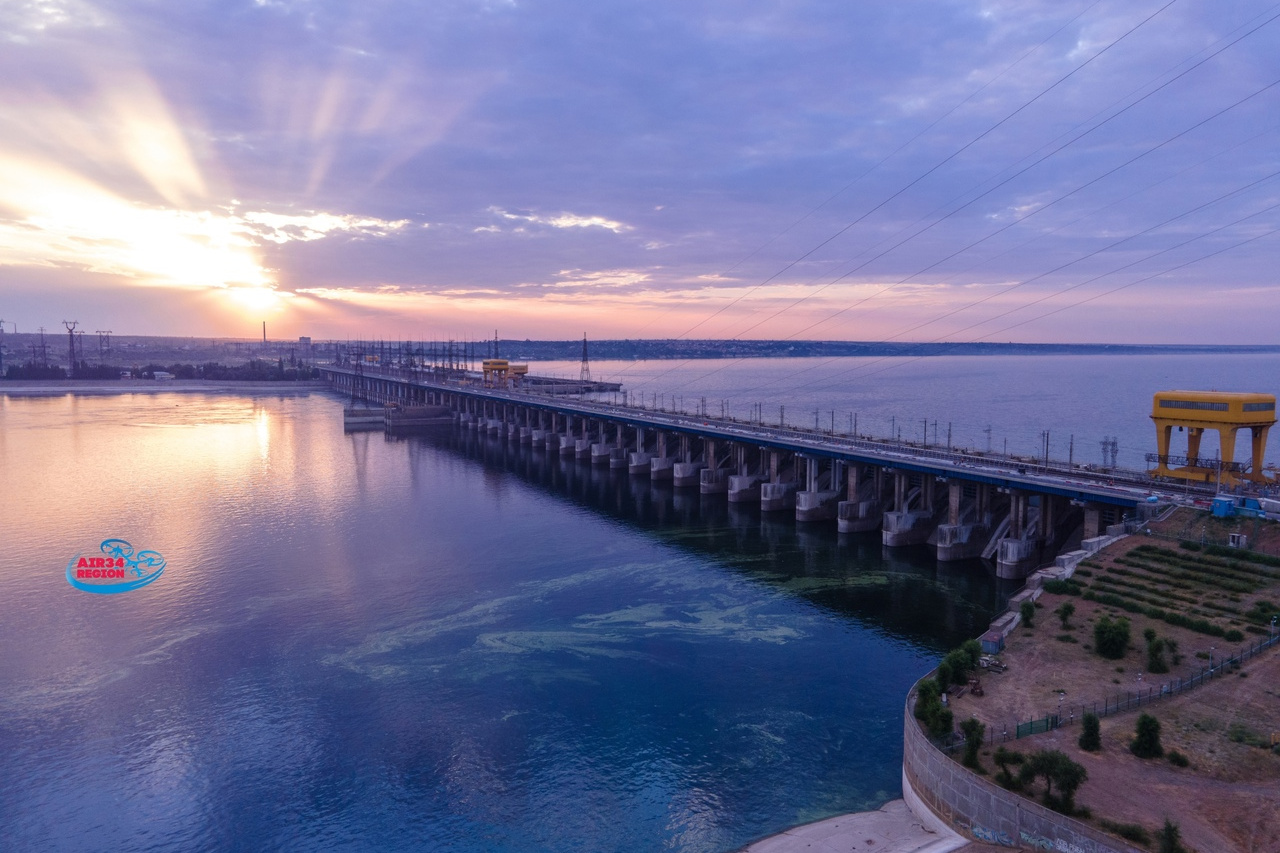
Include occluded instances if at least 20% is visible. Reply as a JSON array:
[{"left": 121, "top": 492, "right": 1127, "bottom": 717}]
[
  {"left": 1, "top": 389, "right": 994, "bottom": 853},
  {"left": 3, "top": 352, "right": 1276, "bottom": 851},
  {"left": 540, "top": 352, "right": 1280, "bottom": 471}
]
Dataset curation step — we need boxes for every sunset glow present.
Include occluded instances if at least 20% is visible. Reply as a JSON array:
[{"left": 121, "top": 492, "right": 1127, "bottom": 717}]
[{"left": 1, "top": 2, "right": 1276, "bottom": 342}]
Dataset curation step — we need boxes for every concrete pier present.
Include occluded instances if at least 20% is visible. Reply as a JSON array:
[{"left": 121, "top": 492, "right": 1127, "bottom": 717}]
[
  {"left": 700, "top": 468, "right": 730, "bottom": 495},
  {"left": 728, "top": 474, "right": 762, "bottom": 503},
  {"left": 628, "top": 451, "right": 652, "bottom": 475},
  {"left": 673, "top": 461, "right": 704, "bottom": 488},
  {"left": 760, "top": 481, "right": 796, "bottom": 512},
  {"left": 650, "top": 456, "right": 674, "bottom": 481}
]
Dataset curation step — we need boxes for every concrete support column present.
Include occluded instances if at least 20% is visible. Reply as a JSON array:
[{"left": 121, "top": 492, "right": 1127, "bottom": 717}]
[
  {"left": 1010, "top": 492, "right": 1027, "bottom": 538},
  {"left": 1083, "top": 504, "right": 1102, "bottom": 540},
  {"left": 948, "top": 481, "right": 961, "bottom": 526},
  {"left": 893, "top": 471, "right": 907, "bottom": 512}
]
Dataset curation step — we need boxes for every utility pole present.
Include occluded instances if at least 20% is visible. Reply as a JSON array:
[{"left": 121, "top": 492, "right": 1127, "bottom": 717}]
[{"left": 63, "top": 320, "right": 78, "bottom": 378}]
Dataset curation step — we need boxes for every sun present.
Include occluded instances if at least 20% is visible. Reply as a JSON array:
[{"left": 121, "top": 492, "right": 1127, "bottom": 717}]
[{"left": 224, "top": 286, "right": 291, "bottom": 315}]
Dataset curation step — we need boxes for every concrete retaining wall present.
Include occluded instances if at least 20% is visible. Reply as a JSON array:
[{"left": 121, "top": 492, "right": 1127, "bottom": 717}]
[{"left": 902, "top": 690, "right": 1142, "bottom": 853}]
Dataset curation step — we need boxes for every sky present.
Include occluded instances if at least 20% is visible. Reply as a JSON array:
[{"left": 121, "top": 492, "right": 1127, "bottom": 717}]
[{"left": 0, "top": 0, "right": 1277, "bottom": 344}]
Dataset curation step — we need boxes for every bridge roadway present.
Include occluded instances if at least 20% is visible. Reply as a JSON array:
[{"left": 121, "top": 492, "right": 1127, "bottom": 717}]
[{"left": 322, "top": 365, "right": 1186, "bottom": 577}]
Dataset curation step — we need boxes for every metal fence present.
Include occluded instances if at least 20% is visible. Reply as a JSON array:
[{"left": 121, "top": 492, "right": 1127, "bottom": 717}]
[{"left": 981, "top": 631, "right": 1280, "bottom": 746}]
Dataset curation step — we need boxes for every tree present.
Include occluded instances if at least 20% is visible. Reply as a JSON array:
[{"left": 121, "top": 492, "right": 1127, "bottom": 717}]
[
  {"left": 992, "top": 746, "right": 1025, "bottom": 788},
  {"left": 959, "top": 717, "right": 985, "bottom": 769},
  {"left": 1093, "top": 615, "right": 1131, "bottom": 659},
  {"left": 935, "top": 658, "right": 954, "bottom": 694},
  {"left": 914, "top": 680, "right": 954, "bottom": 739},
  {"left": 1020, "top": 600, "right": 1036, "bottom": 628},
  {"left": 1055, "top": 601, "right": 1076, "bottom": 629},
  {"left": 1145, "top": 629, "right": 1169, "bottom": 674},
  {"left": 1157, "top": 819, "right": 1188, "bottom": 853},
  {"left": 1078, "top": 712, "right": 1101, "bottom": 752},
  {"left": 1019, "top": 749, "right": 1088, "bottom": 813},
  {"left": 1131, "top": 713, "right": 1163, "bottom": 759}
]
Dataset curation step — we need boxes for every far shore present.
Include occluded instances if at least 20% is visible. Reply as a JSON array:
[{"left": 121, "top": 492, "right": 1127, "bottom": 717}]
[{"left": 1, "top": 379, "right": 331, "bottom": 397}]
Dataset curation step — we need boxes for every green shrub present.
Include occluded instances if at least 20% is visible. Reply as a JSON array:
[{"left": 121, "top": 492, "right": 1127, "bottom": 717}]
[
  {"left": 1224, "top": 629, "right": 1244, "bottom": 643},
  {"left": 1043, "top": 579, "right": 1083, "bottom": 595},
  {"left": 1093, "top": 615, "right": 1131, "bottom": 659},
  {"left": 1167, "top": 750, "right": 1189, "bottom": 767},
  {"left": 1131, "top": 713, "right": 1163, "bottom": 759},
  {"left": 1098, "top": 819, "right": 1151, "bottom": 845},
  {"left": 1145, "top": 632, "right": 1169, "bottom": 674},
  {"left": 1078, "top": 712, "right": 1101, "bottom": 752},
  {"left": 1019, "top": 749, "right": 1088, "bottom": 814},
  {"left": 992, "top": 746, "right": 1025, "bottom": 788},
  {"left": 1020, "top": 600, "right": 1036, "bottom": 628},
  {"left": 960, "top": 718, "right": 985, "bottom": 769},
  {"left": 1157, "top": 819, "right": 1188, "bottom": 853},
  {"left": 1055, "top": 601, "right": 1076, "bottom": 628},
  {"left": 914, "top": 681, "right": 954, "bottom": 739}
]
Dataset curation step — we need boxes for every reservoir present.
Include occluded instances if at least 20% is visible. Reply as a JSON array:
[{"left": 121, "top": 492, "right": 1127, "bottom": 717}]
[{"left": 3, "top": 352, "right": 1277, "bottom": 851}]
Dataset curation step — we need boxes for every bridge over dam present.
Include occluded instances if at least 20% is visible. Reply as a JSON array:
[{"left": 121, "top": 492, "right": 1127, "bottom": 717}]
[{"left": 321, "top": 364, "right": 1179, "bottom": 579}]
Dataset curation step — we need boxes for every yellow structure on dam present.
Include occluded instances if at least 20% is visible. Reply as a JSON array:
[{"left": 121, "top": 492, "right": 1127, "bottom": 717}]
[{"left": 1149, "top": 390, "right": 1276, "bottom": 485}]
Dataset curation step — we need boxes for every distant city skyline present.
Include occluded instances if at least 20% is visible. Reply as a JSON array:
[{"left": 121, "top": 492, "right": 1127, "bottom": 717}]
[{"left": 1, "top": 1, "right": 1277, "bottom": 344}]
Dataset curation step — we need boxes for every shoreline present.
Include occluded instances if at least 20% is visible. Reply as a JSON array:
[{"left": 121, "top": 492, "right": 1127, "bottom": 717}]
[{"left": 1, "top": 379, "right": 331, "bottom": 397}]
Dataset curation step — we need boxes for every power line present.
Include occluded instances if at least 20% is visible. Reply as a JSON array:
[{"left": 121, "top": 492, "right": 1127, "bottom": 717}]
[{"left": 623, "top": 0, "right": 1184, "bottom": 392}]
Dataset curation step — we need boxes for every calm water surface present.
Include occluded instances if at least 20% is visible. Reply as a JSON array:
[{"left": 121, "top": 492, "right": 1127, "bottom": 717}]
[
  {"left": 1, "top": 388, "right": 997, "bottom": 853},
  {"left": 7, "top": 353, "right": 1274, "bottom": 851}
]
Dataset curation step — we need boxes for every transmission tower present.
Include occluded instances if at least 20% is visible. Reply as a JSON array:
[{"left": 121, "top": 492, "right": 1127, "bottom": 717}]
[
  {"left": 580, "top": 334, "right": 591, "bottom": 383},
  {"left": 96, "top": 330, "right": 112, "bottom": 362},
  {"left": 63, "top": 320, "right": 78, "bottom": 377}
]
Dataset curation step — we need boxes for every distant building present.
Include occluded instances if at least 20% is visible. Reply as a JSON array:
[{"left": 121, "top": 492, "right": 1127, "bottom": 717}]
[
  {"left": 299, "top": 336, "right": 312, "bottom": 346},
  {"left": 153, "top": 371, "right": 175, "bottom": 380}
]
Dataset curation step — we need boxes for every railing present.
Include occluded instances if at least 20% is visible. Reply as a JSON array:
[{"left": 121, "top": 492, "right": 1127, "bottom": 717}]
[
  {"left": 960, "top": 632, "right": 1280, "bottom": 749},
  {"left": 321, "top": 364, "right": 1184, "bottom": 501}
]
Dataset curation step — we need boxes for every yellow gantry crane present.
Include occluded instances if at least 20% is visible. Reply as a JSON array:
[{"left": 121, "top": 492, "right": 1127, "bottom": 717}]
[{"left": 1149, "top": 390, "right": 1276, "bottom": 485}]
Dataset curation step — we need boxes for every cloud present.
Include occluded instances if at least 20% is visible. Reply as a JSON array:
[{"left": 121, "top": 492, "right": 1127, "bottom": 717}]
[
  {"left": 488, "top": 207, "right": 632, "bottom": 234},
  {"left": 1, "top": 0, "right": 1277, "bottom": 342}
]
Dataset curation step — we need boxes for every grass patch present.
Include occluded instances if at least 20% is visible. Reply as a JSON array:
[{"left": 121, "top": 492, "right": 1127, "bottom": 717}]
[{"left": 1097, "top": 818, "right": 1151, "bottom": 845}]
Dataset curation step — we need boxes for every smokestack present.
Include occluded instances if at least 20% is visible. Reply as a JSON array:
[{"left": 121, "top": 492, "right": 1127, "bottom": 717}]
[{"left": 262, "top": 321, "right": 266, "bottom": 345}]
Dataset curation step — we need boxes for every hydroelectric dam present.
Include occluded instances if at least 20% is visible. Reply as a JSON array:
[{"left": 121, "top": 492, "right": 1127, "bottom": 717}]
[{"left": 320, "top": 363, "right": 1176, "bottom": 579}]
